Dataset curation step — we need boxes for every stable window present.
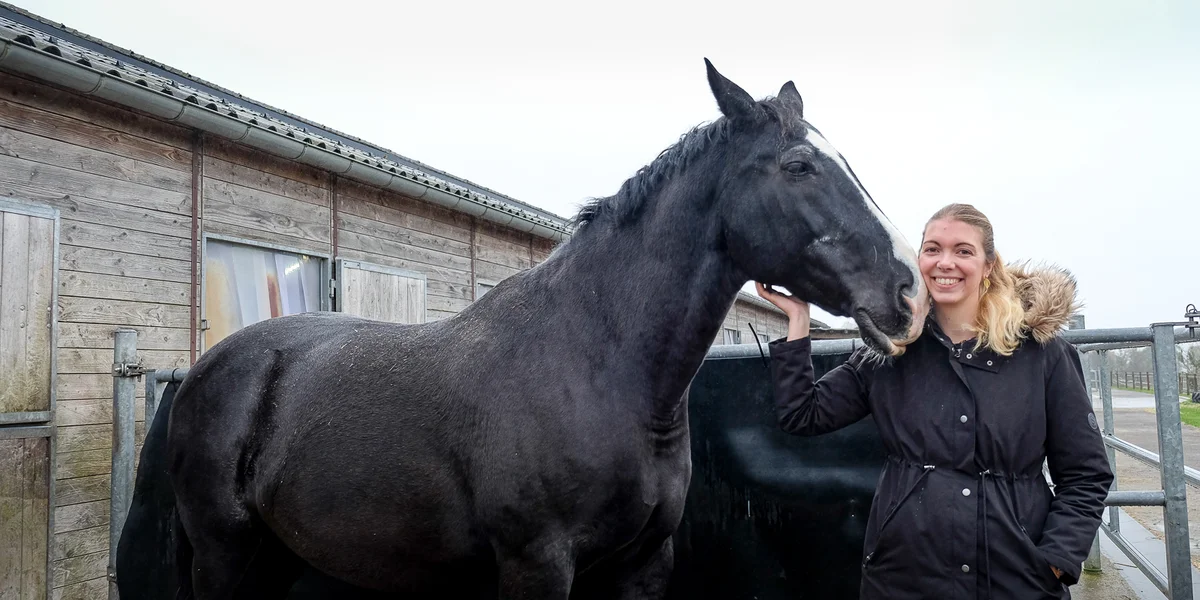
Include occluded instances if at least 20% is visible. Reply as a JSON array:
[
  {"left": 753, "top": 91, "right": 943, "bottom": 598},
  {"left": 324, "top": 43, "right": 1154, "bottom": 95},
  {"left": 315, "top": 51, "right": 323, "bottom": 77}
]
[
  {"left": 202, "top": 236, "right": 328, "bottom": 352},
  {"left": 723, "top": 328, "right": 741, "bottom": 345}
]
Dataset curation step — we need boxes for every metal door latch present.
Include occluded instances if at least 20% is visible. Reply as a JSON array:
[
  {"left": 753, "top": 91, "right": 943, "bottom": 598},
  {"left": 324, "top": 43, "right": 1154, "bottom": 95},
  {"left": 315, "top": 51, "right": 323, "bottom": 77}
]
[{"left": 112, "top": 362, "right": 149, "bottom": 377}]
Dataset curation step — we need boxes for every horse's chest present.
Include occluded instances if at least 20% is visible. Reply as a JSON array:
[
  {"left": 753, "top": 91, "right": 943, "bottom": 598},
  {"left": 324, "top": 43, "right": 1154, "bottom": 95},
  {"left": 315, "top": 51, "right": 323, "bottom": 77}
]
[{"left": 598, "top": 430, "right": 692, "bottom": 539}]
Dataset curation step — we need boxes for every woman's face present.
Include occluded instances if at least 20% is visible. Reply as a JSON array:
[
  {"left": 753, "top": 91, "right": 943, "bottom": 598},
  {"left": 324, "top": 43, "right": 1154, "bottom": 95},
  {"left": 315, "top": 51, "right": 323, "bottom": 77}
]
[{"left": 920, "top": 218, "right": 993, "bottom": 310}]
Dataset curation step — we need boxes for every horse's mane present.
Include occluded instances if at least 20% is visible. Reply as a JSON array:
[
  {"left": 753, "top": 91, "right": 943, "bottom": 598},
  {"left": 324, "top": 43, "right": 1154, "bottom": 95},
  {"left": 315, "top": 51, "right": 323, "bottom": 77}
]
[
  {"left": 570, "top": 119, "right": 731, "bottom": 230},
  {"left": 570, "top": 101, "right": 794, "bottom": 231}
]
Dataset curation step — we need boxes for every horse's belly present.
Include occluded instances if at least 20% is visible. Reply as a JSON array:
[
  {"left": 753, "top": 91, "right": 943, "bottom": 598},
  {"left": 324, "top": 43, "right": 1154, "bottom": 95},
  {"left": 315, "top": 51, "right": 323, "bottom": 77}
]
[{"left": 260, "top": 475, "right": 485, "bottom": 592}]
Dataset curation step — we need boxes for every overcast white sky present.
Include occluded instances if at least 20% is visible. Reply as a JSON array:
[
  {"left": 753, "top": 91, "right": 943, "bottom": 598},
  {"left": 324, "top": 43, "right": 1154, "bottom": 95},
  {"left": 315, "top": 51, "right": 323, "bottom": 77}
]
[{"left": 16, "top": 0, "right": 1198, "bottom": 328}]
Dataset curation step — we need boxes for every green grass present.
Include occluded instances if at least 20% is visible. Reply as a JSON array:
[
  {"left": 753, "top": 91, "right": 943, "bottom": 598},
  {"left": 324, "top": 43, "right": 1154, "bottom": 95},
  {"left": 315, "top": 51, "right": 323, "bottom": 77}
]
[
  {"left": 1178, "top": 403, "right": 1200, "bottom": 429},
  {"left": 1109, "top": 385, "right": 1199, "bottom": 427}
]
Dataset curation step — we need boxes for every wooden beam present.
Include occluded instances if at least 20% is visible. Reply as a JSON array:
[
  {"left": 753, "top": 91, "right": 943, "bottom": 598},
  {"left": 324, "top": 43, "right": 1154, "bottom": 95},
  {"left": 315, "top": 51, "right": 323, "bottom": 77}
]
[{"left": 190, "top": 132, "right": 202, "bottom": 364}]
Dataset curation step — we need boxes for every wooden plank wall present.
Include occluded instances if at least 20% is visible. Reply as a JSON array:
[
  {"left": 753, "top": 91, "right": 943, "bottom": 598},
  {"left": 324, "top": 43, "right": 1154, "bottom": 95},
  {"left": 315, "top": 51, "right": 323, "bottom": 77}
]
[
  {"left": 203, "top": 137, "right": 331, "bottom": 257},
  {"left": 0, "top": 71, "right": 192, "bottom": 600},
  {"left": 335, "top": 178, "right": 473, "bottom": 321}
]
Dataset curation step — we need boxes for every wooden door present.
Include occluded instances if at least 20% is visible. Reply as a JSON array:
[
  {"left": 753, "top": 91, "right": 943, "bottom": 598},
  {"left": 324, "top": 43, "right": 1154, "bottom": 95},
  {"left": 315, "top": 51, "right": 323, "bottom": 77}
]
[
  {"left": 0, "top": 198, "right": 58, "bottom": 600},
  {"left": 335, "top": 260, "right": 426, "bottom": 324}
]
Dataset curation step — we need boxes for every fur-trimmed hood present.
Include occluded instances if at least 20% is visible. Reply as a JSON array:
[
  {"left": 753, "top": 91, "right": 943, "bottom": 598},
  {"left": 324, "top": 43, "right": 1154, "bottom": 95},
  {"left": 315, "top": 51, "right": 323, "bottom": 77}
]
[{"left": 1010, "top": 262, "right": 1083, "bottom": 344}]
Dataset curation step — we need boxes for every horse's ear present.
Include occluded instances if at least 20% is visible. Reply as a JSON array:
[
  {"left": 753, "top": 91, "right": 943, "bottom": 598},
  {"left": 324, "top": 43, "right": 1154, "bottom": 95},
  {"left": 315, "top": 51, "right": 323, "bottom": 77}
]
[
  {"left": 778, "top": 81, "right": 804, "bottom": 117},
  {"left": 705, "top": 58, "right": 758, "bottom": 122}
]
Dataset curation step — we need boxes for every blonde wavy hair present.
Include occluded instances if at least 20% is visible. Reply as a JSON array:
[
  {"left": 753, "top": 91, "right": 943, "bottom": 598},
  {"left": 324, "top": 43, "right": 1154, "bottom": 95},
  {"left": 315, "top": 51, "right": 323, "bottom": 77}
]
[{"left": 924, "top": 204, "right": 1026, "bottom": 356}]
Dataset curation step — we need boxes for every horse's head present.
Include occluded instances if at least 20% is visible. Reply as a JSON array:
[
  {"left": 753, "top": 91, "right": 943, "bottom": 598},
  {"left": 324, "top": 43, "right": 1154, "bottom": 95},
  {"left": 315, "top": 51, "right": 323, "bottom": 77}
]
[{"left": 706, "top": 60, "right": 928, "bottom": 355}]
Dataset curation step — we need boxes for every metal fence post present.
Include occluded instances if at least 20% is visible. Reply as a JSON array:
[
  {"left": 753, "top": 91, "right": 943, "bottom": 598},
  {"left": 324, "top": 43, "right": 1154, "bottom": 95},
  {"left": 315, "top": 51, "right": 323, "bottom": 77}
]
[
  {"left": 1099, "top": 351, "right": 1120, "bottom": 535},
  {"left": 110, "top": 329, "right": 138, "bottom": 600},
  {"left": 1085, "top": 349, "right": 1111, "bottom": 573},
  {"left": 1151, "top": 323, "right": 1192, "bottom": 599}
]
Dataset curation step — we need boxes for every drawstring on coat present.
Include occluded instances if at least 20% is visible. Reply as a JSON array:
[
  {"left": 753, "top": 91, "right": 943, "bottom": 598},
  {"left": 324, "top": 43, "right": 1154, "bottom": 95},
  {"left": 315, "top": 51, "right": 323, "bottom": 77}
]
[{"left": 981, "top": 469, "right": 993, "bottom": 600}]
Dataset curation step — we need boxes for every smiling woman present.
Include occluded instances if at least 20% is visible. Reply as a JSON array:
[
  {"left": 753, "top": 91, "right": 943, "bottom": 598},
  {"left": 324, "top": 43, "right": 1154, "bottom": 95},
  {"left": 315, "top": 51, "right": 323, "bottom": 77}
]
[
  {"left": 919, "top": 203, "right": 1026, "bottom": 355},
  {"left": 758, "top": 202, "right": 1114, "bottom": 599}
]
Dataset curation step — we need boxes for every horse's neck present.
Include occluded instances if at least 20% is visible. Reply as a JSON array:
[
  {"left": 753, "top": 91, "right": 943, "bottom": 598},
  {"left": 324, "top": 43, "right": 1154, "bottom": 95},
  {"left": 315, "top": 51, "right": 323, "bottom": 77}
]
[{"left": 543, "top": 190, "right": 742, "bottom": 427}]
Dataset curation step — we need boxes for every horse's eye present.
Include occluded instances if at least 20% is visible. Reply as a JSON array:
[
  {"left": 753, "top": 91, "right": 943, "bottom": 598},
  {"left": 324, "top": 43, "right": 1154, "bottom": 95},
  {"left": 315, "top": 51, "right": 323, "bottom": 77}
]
[{"left": 783, "top": 161, "right": 814, "bottom": 177}]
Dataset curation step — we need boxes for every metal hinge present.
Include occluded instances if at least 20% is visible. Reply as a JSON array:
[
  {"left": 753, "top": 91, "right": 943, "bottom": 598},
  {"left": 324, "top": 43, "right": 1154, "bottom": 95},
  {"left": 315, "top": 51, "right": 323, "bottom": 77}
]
[
  {"left": 1185, "top": 304, "right": 1199, "bottom": 330},
  {"left": 112, "top": 362, "right": 149, "bottom": 378}
]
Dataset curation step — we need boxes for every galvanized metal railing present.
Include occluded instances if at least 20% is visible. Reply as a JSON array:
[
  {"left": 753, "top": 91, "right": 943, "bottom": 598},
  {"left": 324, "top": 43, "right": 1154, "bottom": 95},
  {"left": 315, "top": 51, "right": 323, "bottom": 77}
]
[{"left": 1071, "top": 310, "right": 1200, "bottom": 600}]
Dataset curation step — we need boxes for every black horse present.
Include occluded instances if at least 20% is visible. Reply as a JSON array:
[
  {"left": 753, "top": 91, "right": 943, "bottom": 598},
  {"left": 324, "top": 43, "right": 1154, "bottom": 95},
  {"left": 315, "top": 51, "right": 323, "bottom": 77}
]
[{"left": 158, "top": 60, "right": 927, "bottom": 599}]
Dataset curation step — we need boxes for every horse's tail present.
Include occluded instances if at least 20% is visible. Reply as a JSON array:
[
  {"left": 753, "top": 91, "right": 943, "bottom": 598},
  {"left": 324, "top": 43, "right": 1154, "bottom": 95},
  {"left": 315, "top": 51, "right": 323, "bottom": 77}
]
[
  {"left": 115, "top": 380, "right": 187, "bottom": 600},
  {"left": 172, "top": 508, "right": 194, "bottom": 600}
]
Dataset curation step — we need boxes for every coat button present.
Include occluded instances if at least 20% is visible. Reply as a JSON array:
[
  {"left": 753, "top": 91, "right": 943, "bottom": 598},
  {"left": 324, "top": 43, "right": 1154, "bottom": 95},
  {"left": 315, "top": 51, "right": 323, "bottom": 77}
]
[
  {"left": 987, "top": 360, "right": 993, "bottom": 366},
  {"left": 960, "top": 415, "right": 968, "bottom": 423},
  {"left": 962, "top": 564, "right": 970, "bottom": 573},
  {"left": 962, "top": 488, "right": 971, "bottom": 497},
  {"left": 966, "top": 353, "right": 972, "bottom": 359}
]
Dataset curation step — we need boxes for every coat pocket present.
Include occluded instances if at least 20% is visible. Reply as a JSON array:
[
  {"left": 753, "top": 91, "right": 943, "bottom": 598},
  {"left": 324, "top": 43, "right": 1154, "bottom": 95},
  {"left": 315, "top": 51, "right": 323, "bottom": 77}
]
[
  {"left": 863, "top": 464, "right": 933, "bottom": 568},
  {"left": 1006, "top": 482, "right": 1061, "bottom": 592}
]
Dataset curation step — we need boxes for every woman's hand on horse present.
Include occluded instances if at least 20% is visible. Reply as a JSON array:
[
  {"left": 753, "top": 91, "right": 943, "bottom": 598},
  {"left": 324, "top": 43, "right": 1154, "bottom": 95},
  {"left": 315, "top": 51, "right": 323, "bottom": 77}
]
[
  {"left": 755, "top": 282, "right": 808, "bottom": 318},
  {"left": 755, "top": 282, "right": 811, "bottom": 340}
]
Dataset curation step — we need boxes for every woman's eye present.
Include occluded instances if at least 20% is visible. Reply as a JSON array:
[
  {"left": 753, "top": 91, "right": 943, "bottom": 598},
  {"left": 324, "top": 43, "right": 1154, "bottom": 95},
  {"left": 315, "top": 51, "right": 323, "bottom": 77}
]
[{"left": 783, "top": 161, "right": 813, "bottom": 176}]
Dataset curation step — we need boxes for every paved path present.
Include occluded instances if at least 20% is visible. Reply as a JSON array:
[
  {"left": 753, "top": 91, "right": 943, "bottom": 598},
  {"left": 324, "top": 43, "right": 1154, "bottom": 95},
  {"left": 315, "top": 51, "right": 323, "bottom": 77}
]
[{"left": 1098, "top": 389, "right": 1200, "bottom": 455}]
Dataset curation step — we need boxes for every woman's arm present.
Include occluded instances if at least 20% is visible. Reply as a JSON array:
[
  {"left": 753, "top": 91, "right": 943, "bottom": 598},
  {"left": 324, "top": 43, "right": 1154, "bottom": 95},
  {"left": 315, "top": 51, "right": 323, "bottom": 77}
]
[
  {"left": 1038, "top": 337, "right": 1115, "bottom": 585},
  {"left": 769, "top": 337, "right": 873, "bottom": 435},
  {"left": 757, "top": 283, "right": 872, "bottom": 436}
]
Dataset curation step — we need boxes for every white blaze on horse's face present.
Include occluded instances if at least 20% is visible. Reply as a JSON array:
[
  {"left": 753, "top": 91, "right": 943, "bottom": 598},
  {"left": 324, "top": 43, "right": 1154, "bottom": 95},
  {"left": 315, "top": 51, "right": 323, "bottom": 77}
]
[{"left": 803, "top": 127, "right": 929, "bottom": 346}]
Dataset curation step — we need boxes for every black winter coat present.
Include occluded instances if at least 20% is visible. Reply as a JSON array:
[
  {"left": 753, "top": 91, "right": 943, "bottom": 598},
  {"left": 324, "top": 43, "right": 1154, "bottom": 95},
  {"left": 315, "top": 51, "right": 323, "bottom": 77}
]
[{"left": 768, "top": 266, "right": 1113, "bottom": 600}]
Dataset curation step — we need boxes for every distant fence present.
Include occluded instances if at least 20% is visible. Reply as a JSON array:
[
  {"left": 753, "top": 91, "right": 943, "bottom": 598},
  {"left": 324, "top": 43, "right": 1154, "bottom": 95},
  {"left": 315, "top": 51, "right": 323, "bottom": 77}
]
[{"left": 1112, "top": 371, "right": 1200, "bottom": 397}]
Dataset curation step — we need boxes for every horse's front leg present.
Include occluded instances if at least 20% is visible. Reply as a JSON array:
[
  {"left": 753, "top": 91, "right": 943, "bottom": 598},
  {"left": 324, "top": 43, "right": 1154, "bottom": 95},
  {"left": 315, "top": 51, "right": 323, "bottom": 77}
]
[
  {"left": 609, "top": 537, "right": 675, "bottom": 600},
  {"left": 496, "top": 539, "right": 575, "bottom": 600},
  {"left": 572, "top": 537, "right": 675, "bottom": 600}
]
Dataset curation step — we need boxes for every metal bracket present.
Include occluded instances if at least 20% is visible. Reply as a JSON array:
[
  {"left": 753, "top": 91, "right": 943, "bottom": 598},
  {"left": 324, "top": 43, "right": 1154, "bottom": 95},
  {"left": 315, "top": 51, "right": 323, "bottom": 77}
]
[
  {"left": 1150, "top": 304, "right": 1200, "bottom": 333},
  {"left": 1184, "top": 304, "right": 1199, "bottom": 330},
  {"left": 112, "top": 362, "right": 149, "bottom": 378}
]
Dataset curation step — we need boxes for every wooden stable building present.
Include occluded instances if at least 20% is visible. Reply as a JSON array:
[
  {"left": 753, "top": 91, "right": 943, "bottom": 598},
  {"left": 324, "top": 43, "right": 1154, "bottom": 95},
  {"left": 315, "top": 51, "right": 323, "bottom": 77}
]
[{"left": 0, "top": 4, "right": 805, "bottom": 598}]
